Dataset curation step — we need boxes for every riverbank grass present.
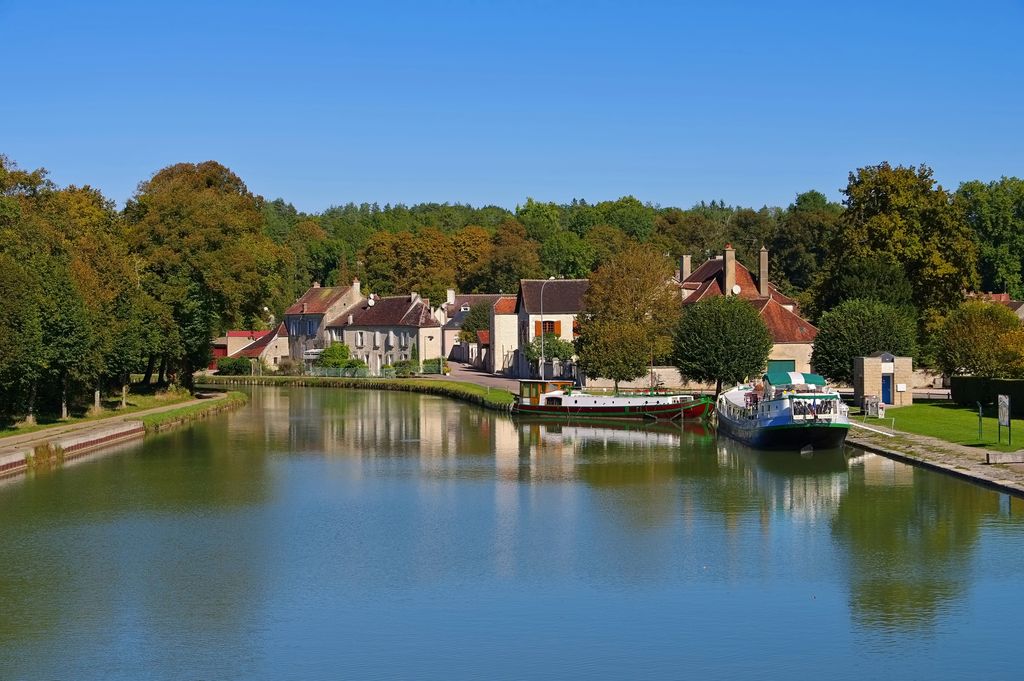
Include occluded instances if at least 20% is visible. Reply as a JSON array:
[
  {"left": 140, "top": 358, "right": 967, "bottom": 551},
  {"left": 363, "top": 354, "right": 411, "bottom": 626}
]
[
  {"left": 0, "top": 387, "right": 193, "bottom": 439},
  {"left": 200, "top": 374, "right": 515, "bottom": 410},
  {"left": 870, "top": 400, "right": 1022, "bottom": 452},
  {"left": 140, "top": 391, "right": 249, "bottom": 432}
]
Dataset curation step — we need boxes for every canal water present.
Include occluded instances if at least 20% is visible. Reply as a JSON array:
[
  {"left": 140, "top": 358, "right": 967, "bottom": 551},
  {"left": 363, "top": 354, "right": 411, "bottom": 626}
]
[{"left": 2, "top": 387, "right": 1023, "bottom": 680}]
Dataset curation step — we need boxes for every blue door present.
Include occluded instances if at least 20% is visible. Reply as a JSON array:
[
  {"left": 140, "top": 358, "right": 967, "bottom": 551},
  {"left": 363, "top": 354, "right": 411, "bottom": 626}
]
[{"left": 882, "top": 375, "right": 893, "bottom": 404}]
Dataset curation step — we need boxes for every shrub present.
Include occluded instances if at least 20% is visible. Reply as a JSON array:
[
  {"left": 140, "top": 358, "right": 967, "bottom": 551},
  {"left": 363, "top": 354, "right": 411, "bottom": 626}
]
[{"left": 216, "top": 357, "right": 252, "bottom": 375}]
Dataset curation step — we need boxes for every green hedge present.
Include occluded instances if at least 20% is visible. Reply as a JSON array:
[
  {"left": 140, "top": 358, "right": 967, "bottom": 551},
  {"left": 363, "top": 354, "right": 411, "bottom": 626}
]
[
  {"left": 951, "top": 376, "right": 1024, "bottom": 416},
  {"left": 216, "top": 357, "right": 251, "bottom": 375}
]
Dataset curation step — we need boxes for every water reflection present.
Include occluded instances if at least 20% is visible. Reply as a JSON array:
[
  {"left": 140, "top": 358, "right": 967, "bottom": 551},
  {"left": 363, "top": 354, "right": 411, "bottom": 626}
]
[{"left": 4, "top": 387, "right": 1024, "bottom": 680}]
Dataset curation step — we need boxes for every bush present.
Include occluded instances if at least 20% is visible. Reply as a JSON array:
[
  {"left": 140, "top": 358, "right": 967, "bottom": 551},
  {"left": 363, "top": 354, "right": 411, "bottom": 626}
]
[
  {"left": 277, "top": 357, "right": 300, "bottom": 375},
  {"left": 391, "top": 359, "right": 416, "bottom": 377},
  {"left": 952, "top": 376, "right": 1024, "bottom": 416},
  {"left": 216, "top": 357, "right": 252, "bottom": 375},
  {"left": 421, "top": 357, "right": 448, "bottom": 374}
]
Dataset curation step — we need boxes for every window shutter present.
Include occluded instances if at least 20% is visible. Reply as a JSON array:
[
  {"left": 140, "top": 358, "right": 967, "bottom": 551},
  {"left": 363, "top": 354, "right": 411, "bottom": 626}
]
[
  {"left": 554, "top": 321, "right": 562, "bottom": 336},
  {"left": 534, "top": 320, "right": 542, "bottom": 337}
]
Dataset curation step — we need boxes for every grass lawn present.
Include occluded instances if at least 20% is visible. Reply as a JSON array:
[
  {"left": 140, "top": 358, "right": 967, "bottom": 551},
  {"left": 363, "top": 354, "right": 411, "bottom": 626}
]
[
  {"left": 864, "top": 399, "right": 1022, "bottom": 452},
  {"left": 0, "top": 387, "right": 194, "bottom": 439}
]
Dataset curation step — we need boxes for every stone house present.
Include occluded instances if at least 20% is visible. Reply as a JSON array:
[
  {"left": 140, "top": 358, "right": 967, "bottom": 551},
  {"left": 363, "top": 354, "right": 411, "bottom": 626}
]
[
  {"left": 325, "top": 293, "right": 442, "bottom": 375},
  {"left": 513, "top": 279, "right": 589, "bottom": 378},
  {"left": 680, "top": 245, "right": 817, "bottom": 374},
  {"left": 438, "top": 290, "right": 503, "bottom": 361},
  {"left": 229, "top": 323, "right": 290, "bottom": 370},
  {"left": 284, "top": 280, "right": 363, "bottom": 366},
  {"left": 488, "top": 295, "right": 518, "bottom": 374}
]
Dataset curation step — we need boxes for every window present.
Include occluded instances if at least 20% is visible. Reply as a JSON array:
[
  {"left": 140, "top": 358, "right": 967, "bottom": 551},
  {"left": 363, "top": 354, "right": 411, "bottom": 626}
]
[
  {"left": 373, "top": 331, "right": 381, "bottom": 348},
  {"left": 542, "top": 320, "right": 556, "bottom": 335},
  {"left": 356, "top": 331, "right": 364, "bottom": 347}
]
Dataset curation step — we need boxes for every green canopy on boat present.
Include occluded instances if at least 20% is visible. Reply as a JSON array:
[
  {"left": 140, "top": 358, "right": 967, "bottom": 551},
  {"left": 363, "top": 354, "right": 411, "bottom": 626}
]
[{"left": 764, "top": 371, "right": 826, "bottom": 387}]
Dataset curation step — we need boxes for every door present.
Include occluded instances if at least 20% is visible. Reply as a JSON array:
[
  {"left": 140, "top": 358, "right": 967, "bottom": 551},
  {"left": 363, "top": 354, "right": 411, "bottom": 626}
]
[{"left": 882, "top": 374, "right": 893, "bottom": 404}]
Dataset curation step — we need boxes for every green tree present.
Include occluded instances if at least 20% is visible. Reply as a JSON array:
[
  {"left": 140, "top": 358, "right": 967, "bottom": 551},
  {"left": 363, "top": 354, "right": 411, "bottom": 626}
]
[
  {"left": 935, "top": 301, "right": 1022, "bottom": 377},
  {"left": 835, "top": 162, "right": 977, "bottom": 314},
  {"left": 770, "top": 190, "right": 842, "bottom": 293},
  {"left": 452, "top": 225, "right": 493, "bottom": 289},
  {"left": 539, "top": 230, "right": 593, "bottom": 278},
  {"left": 576, "top": 245, "right": 680, "bottom": 390},
  {"left": 673, "top": 296, "right": 772, "bottom": 397},
  {"left": 809, "top": 255, "right": 915, "bottom": 321},
  {"left": 596, "top": 196, "right": 655, "bottom": 241},
  {"left": 811, "top": 299, "right": 918, "bottom": 384},
  {"left": 955, "top": 177, "right": 1024, "bottom": 298},
  {"left": 516, "top": 198, "right": 562, "bottom": 241},
  {"left": 457, "top": 302, "right": 491, "bottom": 343},
  {"left": 317, "top": 342, "right": 352, "bottom": 367},
  {"left": 524, "top": 333, "right": 575, "bottom": 363}
]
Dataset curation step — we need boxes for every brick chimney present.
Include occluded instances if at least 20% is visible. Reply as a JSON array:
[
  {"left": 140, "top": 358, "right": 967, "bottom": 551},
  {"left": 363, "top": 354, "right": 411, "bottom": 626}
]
[
  {"left": 446, "top": 288, "right": 456, "bottom": 306},
  {"left": 759, "top": 245, "right": 769, "bottom": 297},
  {"left": 679, "top": 255, "right": 691, "bottom": 281},
  {"left": 352, "top": 277, "right": 360, "bottom": 297},
  {"left": 313, "top": 281, "right": 320, "bottom": 288},
  {"left": 724, "top": 244, "right": 736, "bottom": 295}
]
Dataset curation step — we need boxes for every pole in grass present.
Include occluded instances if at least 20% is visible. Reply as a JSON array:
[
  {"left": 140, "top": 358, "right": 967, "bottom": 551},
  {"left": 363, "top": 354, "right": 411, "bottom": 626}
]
[{"left": 978, "top": 401, "right": 983, "bottom": 441}]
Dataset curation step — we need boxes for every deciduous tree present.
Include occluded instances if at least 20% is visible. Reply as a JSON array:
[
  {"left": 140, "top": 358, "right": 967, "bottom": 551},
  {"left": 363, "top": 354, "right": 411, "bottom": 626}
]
[
  {"left": 811, "top": 299, "right": 917, "bottom": 384},
  {"left": 673, "top": 296, "right": 772, "bottom": 397}
]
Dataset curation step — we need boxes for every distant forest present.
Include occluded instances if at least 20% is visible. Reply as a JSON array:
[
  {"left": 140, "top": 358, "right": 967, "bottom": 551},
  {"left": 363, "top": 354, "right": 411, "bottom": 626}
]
[{"left": 1, "top": 153, "right": 1022, "bottom": 419}]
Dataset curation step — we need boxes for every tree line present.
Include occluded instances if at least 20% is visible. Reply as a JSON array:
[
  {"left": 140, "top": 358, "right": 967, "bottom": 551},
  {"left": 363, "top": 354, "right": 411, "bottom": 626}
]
[{"left": 2, "top": 153, "right": 1023, "bottom": 423}]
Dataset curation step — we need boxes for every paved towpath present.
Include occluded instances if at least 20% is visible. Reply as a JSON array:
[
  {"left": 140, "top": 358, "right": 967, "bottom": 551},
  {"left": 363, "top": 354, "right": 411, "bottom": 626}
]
[
  {"left": 433, "top": 362, "right": 519, "bottom": 392},
  {"left": 849, "top": 424, "right": 1024, "bottom": 497},
  {"left": 0, "top": 392, "right": 226, "bottom": 459}
]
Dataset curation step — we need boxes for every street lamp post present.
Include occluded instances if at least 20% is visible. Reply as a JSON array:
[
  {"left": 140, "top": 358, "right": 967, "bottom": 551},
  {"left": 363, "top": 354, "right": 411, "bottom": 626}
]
[{"left": 539, "top": 276, "right": 555, "bottom": 379}]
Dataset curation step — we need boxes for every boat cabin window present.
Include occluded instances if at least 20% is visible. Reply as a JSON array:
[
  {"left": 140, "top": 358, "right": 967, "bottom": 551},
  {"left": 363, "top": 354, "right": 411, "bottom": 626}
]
[{"left": 546, "top": 397, "right": 562, "bottom": 406}]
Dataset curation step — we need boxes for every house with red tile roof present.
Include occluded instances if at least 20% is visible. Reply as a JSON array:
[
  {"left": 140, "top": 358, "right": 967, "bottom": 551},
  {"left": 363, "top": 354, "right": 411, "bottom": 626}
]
[
  {"left": 488, "top": 295, "right": 519, "bottom": 374},
  {"left": 209, "top": 330, "right": 272, "bottom": 369},
  {"left": 325, "top": 293, "right": 442, "bottom": 375},
  {"left": 228, "top": 323, "right": 290, "bottom": 370},
  {"left": 513, "top": 279, "right": 589, "bottom": 378},
  {"left": 680, "top": 245, "right": 817, "bottom": 374},
  {"left": 284, "top": 280, "right": 364, "bottom": 365}
]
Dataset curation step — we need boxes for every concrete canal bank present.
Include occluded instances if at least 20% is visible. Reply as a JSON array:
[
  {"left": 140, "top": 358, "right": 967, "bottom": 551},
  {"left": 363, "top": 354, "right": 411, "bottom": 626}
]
[
  {"left": 0, "top": 391, "right": 246, "bottom": 479},
  {"left": 849, "top": 426, "right": 1024, "bottom": 498}
]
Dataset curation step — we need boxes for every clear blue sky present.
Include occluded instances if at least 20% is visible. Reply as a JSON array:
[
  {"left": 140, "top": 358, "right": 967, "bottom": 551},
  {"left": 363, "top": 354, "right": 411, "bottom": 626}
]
[{"left": 2, "top": 0, "right": 1022, "bottom": 212}]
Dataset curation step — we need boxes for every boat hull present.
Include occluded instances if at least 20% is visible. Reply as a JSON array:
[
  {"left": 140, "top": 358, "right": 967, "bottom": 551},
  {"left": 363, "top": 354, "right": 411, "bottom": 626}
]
[
  {"left": 716, "top": 413, "right": 849, "bottom": 450},
  {"left": 513, "top": 400, "right": 684, "bottom": 420},
  {"left": 681, "top": 397, "right": 714, "bottom": 420}
]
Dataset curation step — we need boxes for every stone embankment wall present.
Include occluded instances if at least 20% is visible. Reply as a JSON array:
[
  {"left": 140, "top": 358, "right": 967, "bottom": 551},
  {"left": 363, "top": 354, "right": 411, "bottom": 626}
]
[{"left": 0, "top": 421, "right": 145, "bottom": 479}]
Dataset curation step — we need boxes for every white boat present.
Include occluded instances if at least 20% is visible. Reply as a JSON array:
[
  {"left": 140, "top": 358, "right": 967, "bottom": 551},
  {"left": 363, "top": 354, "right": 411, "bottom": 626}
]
[
  {"left": 716, "top": 371, "right": 850, "bottom": 450},
  {"left": 513, "top": 380, "right": 714, "bottom": 420}
]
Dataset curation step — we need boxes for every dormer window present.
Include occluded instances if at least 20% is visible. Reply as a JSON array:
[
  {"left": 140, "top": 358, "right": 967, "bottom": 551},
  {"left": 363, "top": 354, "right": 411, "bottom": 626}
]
[{"left": 461, "top": 305, "right": 470, "bottom": 312}]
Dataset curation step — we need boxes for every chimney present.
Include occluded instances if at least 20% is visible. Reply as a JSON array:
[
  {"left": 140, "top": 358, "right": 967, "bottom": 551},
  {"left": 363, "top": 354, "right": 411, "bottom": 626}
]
[
  {"left": 446, "top": 288, "right": 456, "bottom": 306},
  {"left": 679, "top": 255, "right": 691, "bottom": 281},
  {"left": 301, "top": 302, "right": 308, "bottom": 313},
  {"left": 411, "top": 291, "right": 420, "bottom": 303},
  {"left": 724, "top": 244, "right": 736, "bottom": 295},
  {"left": 759, "top": 245, "right": 769, "bottom": 297},
  {"left": 352, "top": 277, "right": 360, "bottom": 297},
  {"left": 313, "top": 281, "right": 320, "bottom": 288},
  {"left": 347, "top": 314, "right": 354, "bottom": 325}
]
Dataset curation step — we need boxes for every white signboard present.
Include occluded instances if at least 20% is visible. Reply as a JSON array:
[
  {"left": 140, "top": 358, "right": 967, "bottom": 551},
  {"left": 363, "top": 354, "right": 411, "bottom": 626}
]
[
  {"left": 896, "top": 383, "right": 907, "bottom": 393},
  {"left": 999, "top": 394, "right": 1011, "bottom": 428}
]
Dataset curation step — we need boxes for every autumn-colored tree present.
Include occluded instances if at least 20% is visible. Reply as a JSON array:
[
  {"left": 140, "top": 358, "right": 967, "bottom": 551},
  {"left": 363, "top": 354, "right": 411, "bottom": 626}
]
[
  {"left": 836, "top": 163, "right": 978, "bottom": 314},
  {"left": 467, "top": 219, "right": 542, "bottom": 293},
  {"left": 452, "top": 225, "right": 493, "bottom": 289},
  {"left": 124, "top": 161, "right": 283, "bottom": 388},
  {"left": 935, "top": 301, "right": 1023, "bottom": 377},
  {"left": 576, "top": 245, "right": 680, "bottom": 390}
]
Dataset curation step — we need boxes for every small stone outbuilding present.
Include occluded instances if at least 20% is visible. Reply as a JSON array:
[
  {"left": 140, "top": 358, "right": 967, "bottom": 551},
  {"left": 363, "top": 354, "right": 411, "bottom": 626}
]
[{"left": 853, "top": 351, "right": 914, "bottom": 407}]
